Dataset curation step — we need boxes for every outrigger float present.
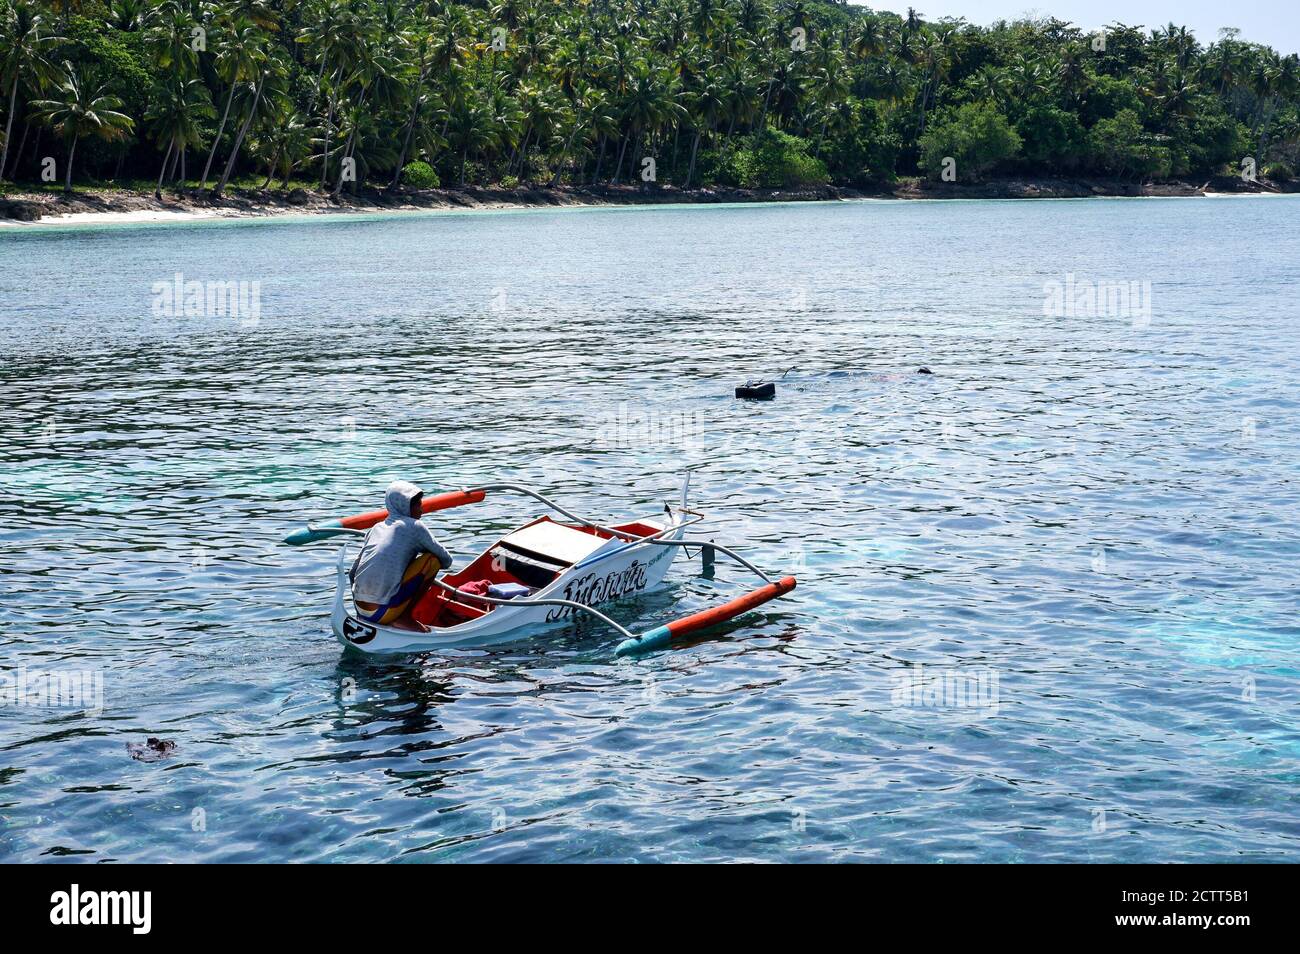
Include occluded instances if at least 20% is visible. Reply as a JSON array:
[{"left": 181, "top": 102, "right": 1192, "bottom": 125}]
[{"left": 283, "top": 477, "right": 797, "bottom": 656}]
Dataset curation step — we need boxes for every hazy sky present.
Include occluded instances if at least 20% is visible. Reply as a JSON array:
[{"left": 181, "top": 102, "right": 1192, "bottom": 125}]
[{"left": 862, "top": 1, "right": 1299, "bottom": 56}]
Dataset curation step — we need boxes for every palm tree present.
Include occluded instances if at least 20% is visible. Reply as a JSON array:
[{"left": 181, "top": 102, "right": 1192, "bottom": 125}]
[
  {"left": 719, "top": 58, "right": 755, "bottom": 139},
  {"left": 549, "top": 85, "right": 612, "bottom": 186},
  {"left": 1162, "top": 70, "right": 1198, "bottom": 119},
  {"left": 224, "top": 0, "right": 279, "bottom": 32},
  {"left": 808, "top": 59, "right": 849, "bottom": 154},
  {"left": 612, "top": 62, "right": 678, "bottom": 184},
  {"left": 215, "top": 49, "right": 292, "bottom": 197},
  {"left": 388, "top": 24, "right": 435, "bottom": 190},
  {"left": 1207, "top": 40, "right": 1239, "bottom": 94},
  {"left": 201, "top": 16, "right": 266, "bottom": 189},
  {"left": 852, "top": 17, "right": 886, "bottom": 61},
  {"left": 511, "top": 81, "right": 564, "bottom": 181},
  {"left": 0, "top": 0, "right": 62, "bottom": 182},
  {"left": 145, "top": 0, "right": 200, "bottom": 80},
  {"left": 30, "top": 62, "right": 134, "bottom": 191},
  {"left": 912, "top": 28, "right": 949, "bottom": 135},
  {"left": 297, "top": 0, "right": 348, "bottom": 106},
  {"left": 447, "top": 99, "right": 495, "bottom": 186},
  {"left": 145, "top": 76, "right": 213, "bottom": 197},
  {"left": 736, "top": 0, "right": 765, "bottom": 35},
  {"left": 1057, "top": 45, "right": 1090, "bottom": 105},
  {"left": 330, "top": 36, "right": 402, "bottom": 198},
  {"left": 108, "top": 0, "right": 152, "bottom": 32},
  {"left": 253, "top": 109, "right": 312, "bottom": 188},
  {"left": 684, "top": 75, "right": 725, "bottom": 187},
  {"left": 763, "top": 54, "right": 804, "bottom": 129}
]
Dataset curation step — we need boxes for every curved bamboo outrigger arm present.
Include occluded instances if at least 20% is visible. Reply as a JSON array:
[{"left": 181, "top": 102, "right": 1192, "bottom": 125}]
[
  {"left": 427, "top": 578, "right": 636, "bottom": 640},
  {"left": 427, "top": 575, "right": 797, "bottom": 658}
]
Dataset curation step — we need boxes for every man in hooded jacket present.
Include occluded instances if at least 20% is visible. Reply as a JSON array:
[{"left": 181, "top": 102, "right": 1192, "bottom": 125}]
[{"left": 350, "top": 481, "right": 455, "bottom": 631}]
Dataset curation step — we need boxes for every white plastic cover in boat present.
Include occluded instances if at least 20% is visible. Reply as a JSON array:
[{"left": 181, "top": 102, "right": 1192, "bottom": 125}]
[{"left": 499, "top": 520, "right": 609, "bottom": 565}]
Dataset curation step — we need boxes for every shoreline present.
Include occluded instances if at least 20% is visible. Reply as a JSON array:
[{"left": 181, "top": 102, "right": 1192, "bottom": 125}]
[{"left": 2, "top": 175, "right": 1295, "bottom": 227}]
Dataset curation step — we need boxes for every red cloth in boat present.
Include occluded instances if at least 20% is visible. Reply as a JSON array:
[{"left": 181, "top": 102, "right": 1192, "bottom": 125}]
[{"left": 458, "top": 580, "right": 492, "bottom": 596}]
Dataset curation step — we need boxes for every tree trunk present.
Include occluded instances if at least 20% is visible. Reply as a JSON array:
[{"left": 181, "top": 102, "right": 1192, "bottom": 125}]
[
  {"left": 9, "top": 120, "right": 32, "bottom": 180},
  {"left": 459, "top": 146, "right": 467, "bottom": 186},
  {"left": 916, "top": 75, "right": 934, "bottom": 136},
  {"left": 390, "top": 111, "right": 417, "bottom": 189},
  {"left": 216, "top": 75, "right": 265, "bottom": 196},
  {"left": 155, "top": 140, "right": 174, "bottom": 199},
  {"left": 611, "top": 129, "right": 630, "bottom": 184},
  {"left": 685, "top": 128, "right": 701, "bottom": 189},
  {"left": 550, "top": 125, "right": 581, "bottom": 187},
  {"left": 64, "top": 136, "right": 78, "bottom": 192},
  {"left": 632, "top": 128, "right": 645, "bottom": 190},
  {"left": 164, "top": 140, "right": 180, "bottom": 185},
  {"left": 511, "top": 126, "right": 531, "bottom": 178},
  {"left": 332, "top": 87, "right": 369, "bottom": 199},
  {"left": 592, "top": 135, "right": 606, "bottom": 184},
  {"left": 389, "top": 64, "right": 429, "bottom": 190},
  {"left": 319, "top": 69, "right": 343, "bottom": 189},
  {"left": 202, "top": 80, "right": 237, "bottom": 190},
  {"left": 0, "top": 74, "right": 19, "bottom": 181},
  {"left": 262, "top": 145, "right": 281, "bottom": 188},
  {"left": 333, "top": 123, "right": 358, "bottom": 197},
  {"left": 311, "top": 55, "right": 328, "bottom": 111}
]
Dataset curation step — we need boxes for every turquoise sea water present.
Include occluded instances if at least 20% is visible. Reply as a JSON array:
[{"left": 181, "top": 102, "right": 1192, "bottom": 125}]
[{"left": 1, "top": 196, "right": 1298, "bottom": 862}]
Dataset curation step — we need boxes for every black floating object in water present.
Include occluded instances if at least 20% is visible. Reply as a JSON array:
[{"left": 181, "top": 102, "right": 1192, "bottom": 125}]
[
  {"left": 127, "top": 737, "right": 177, "bottom": 762},
  {"left": 735, "top": 381, "right": 776, "bottom": 400},
  {"left": 916, "top": 367, "right": 933, "bottom": 374}
]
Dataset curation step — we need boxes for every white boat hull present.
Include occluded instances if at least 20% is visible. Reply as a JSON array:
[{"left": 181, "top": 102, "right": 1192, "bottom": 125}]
[{"left": 330, "top": 512, "right": 686, "bottom": 654}]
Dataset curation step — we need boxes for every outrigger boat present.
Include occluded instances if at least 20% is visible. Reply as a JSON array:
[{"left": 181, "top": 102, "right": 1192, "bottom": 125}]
[{"left": 283, "top": 477, "right": 796, "bottom": 656}]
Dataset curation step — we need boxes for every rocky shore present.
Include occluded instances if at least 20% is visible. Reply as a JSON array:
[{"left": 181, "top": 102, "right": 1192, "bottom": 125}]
[
  {"left": 891, "top": 174, "right": 1299, "bottom": 200},
  {"left": 2, "top": 175, "right": 1295, "bottom": 224}
]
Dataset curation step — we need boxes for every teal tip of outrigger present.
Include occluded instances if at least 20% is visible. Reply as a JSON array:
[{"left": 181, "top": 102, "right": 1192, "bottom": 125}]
[
  {"left": 614, "top": 624, "right": 672, "bottom": 658},
  {"left": 283, "top": 519, "right": 344, "bottom": 546}
]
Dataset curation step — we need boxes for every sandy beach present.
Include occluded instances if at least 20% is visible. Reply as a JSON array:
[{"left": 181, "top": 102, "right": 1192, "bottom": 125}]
[
  {"left": 3, "top": 175, "right": 1294, "bottom": 229},
  {"left": 0, "top": 207, "right": 238, "bottom": 227}
]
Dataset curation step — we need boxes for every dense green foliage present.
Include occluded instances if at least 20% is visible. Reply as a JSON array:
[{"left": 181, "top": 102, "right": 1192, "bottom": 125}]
[
  {"left": 401, "top": 158, "right": 438, "bottom": 187},
  {"left": 727, "top": 127, "right": 828, "bottom": 187},
  {"left": 1, "top": 0, "right": 1297, "bottom": 194},
  {"left": 919, "top": 100, "right": 1020, "bottom": 177}
]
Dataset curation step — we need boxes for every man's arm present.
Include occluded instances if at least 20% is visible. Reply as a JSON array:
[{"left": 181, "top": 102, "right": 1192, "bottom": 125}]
[{"left": 415, "top": 524, "right": 454, "bottom": 570}]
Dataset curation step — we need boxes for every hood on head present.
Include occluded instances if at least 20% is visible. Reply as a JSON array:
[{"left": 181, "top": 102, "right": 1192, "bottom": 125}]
[{"left": 385, "top": 480, "right": 423, "bottom": 519}]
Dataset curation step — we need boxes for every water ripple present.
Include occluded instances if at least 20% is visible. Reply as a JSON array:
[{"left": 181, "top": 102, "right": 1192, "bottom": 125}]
[{"left": 2, "top": 198, "right": 1299, "bottom": 861}]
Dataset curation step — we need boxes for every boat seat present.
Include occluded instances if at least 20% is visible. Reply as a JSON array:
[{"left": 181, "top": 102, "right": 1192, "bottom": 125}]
[{"left": 488, "top": 545, "right": 567, "bottom": 589}]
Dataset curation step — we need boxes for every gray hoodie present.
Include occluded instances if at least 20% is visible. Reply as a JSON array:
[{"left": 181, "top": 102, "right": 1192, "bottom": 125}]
[{"left": 349, "top": 481, "right": 455, "bottom": 604}]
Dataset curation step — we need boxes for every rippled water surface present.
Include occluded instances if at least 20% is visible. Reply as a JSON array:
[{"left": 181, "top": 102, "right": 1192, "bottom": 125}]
[{"left": 2, "top": 197, "right": 1299, "bottom": 862}]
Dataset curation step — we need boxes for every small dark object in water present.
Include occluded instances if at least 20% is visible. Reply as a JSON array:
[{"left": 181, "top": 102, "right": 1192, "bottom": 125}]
[
  {"left": 127, "top": 738, "right": 177, "bottom": 762},
  {"left": 916, "top": 367, "right": 933, "bottom": 375},
  {"left": 735, "top": 381, "right": 776, "bottom": 400}
]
